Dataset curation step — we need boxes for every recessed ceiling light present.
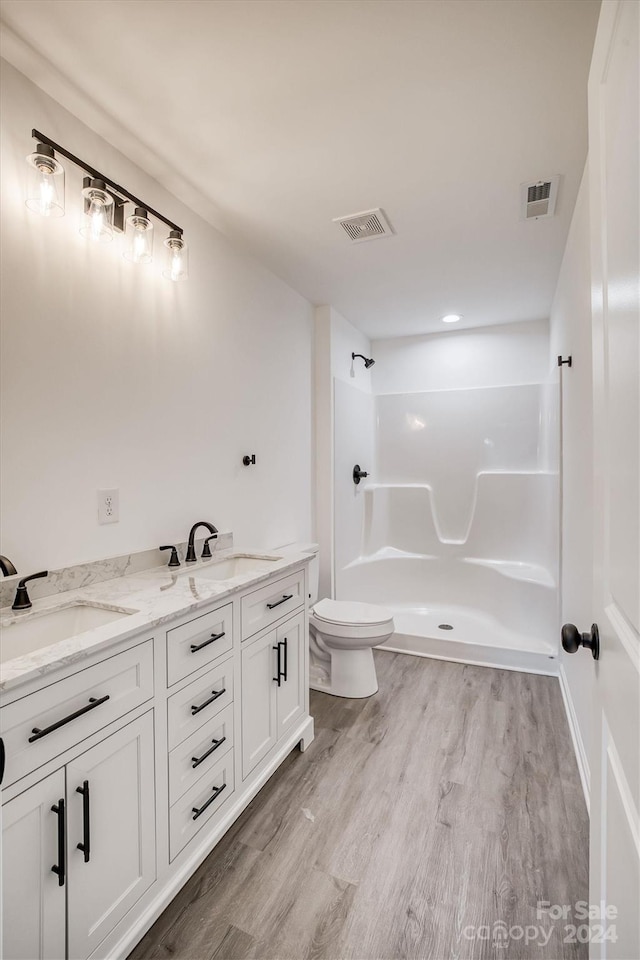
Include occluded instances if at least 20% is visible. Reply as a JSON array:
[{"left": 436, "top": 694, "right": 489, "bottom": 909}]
[{"left": 441, "top": 314, "right": 462, "bottom": 323}]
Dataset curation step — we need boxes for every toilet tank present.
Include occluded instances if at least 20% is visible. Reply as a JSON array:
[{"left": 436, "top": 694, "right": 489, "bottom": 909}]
[{"left": 274, "top": 542, "right": 319, "bottom": 606}]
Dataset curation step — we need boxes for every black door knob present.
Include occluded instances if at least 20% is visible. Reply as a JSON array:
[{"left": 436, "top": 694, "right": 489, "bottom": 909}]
[{"left": 561, "top": 622, "right": 600, "bottom": 660}]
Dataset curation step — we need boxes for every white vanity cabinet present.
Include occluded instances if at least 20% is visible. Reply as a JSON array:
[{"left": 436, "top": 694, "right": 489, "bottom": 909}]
[
  {"left": 1, "top": 639, "right": 156, "bottom": 960},
  {"left": 241, "top": 611, "right": 306, "bottom": 778},
  {"left": 1, "top": 711, "right": 155, "bottom": 960},
  {"left": 2, "top": 768, "right": 67, "bottom": 960},
  {"left": 1, "top": 555, "right": 313, "bottom": 960},
  {"left": 66, "top": 712, "right": 156, "bottom": 960}
]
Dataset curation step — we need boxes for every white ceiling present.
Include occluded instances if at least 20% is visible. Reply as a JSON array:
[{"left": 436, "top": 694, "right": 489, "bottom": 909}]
[{"left": 0, "top": 0, "right": 600, "bottom": 339}]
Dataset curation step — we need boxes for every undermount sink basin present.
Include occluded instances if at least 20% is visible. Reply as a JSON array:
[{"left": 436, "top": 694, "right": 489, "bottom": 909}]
[
  {"left": 0, "top": 604, "right": 134, "bottom": 664},
  {"left": 180, "top": 554, "right": 283, "bottom": 582}
]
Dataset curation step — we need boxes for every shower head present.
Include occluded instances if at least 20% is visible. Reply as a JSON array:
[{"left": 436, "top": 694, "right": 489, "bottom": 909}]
[{"left": 352, "top": 352, "right": 375, "bottom": 369}]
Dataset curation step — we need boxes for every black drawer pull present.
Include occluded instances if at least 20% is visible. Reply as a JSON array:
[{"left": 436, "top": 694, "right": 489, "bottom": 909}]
[
  {"left": 266, "top": 594, "right": 293, "bottom": 610},
  {"left": 190, "top": 630, "right": 225, "bottom": 653},
  {"left": 191, "top": 688, "right": 225, "bottom": 715},
  {"left": 76, "top": 780, "right": 90, "bottom": 862},
  {"left": 273, "top": 643, "right": 282, "bottom": 686},
  {"left": 51, "top": 798, "right": 66, "bottom": 886},
  {"left": 192, "top": 782, "right": 226, "bottom": 820},
  {"left": 191, "top": 736, "right": 226, "bottom": 768},
  {"left": 29, "top": 695, "right": 110, "bottom": 743}
]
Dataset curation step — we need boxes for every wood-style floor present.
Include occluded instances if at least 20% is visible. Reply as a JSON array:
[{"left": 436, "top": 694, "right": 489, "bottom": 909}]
[{"left": 130, "top": 653, "right": 589, "bottom": 960}]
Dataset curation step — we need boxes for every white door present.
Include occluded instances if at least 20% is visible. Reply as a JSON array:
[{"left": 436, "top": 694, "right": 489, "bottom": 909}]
[
  {"left": 66, "top": 712, "right": 156, "bottom": 960},
  {"left": 1, "top": 768, "right": 66, "bottom": 960},
  {"left": 276, "top": 613, "right": 305, "bottom": 738},
  {"left": 241, "top": 630, "right": 278, "bottom": 778},
  {"left": 588, "top": 2, "right": 640, "bottom": 956}
]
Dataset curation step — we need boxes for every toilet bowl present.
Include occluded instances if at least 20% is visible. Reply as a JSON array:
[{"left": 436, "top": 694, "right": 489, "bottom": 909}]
[
  {"left": 275, "top": 543, "right": 395, "bottom": 699},
  {"left": 309, "top": 598, "right": 395, "bottom": 698}
]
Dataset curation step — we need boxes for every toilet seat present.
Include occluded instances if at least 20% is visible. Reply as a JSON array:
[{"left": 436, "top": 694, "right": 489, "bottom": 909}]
[{"left": 312, "top": 598, "right": 393, "bottom": 627}]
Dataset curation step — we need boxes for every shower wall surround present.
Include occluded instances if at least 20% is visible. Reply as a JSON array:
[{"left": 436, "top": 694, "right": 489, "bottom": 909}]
[{"left": 333, "top": 320, "right": 560, "bottom": 674}]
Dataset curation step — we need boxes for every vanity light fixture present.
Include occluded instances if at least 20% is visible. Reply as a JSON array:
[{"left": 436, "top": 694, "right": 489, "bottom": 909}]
[
  {"left": 25, "top": 142, "right": 65, "bottom": 217},
  {"left": 25, "top": 129, "right": 187, "bottom": 279},
  {"left": 441, "top": 314, "right": 462, "bottom": 324},
  {"left": 124, "top": 207, "right": 153, "bottom": 263}
]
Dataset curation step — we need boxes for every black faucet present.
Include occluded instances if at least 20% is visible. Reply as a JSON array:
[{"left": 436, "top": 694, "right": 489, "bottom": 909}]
[
  {"left": 12, "top": 570, "right": 48, "bottom": 610},
  {"left": 185, "top": 521, "right": 218, "bottom": 562},
  {"left": 0, "top": 555, "right": 17, "bottom": 577}
]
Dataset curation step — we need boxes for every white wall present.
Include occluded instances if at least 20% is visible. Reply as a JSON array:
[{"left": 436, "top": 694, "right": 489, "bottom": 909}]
[
  {"left": 333, "top": 379, "right": 375, "bottom": 575},
  {"left": 314, "top": 305, "right": 371, "bottom": 598},
  {"left": 0, "top": 60, "right": 313, "bottom": 573},
  {"left": 371, "top": 319, "right": 550, "bottom": 394},
  {"left": 549, "top": 165, "right": 594, "bottom": 796}
]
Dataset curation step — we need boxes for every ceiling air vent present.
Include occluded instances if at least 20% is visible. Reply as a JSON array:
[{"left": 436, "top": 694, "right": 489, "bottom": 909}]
[
  {"left": 520, "top": 176, "right": 560, "bottom": 220},
  {"left": 333, "top": 208, "right": 395, "bottom": 243}
]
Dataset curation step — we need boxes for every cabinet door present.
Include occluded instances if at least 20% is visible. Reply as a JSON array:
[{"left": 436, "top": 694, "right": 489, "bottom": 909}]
[
  {"left": 2, "top": 768, "right": 66, "bottom": 960},
  {"left": 241, "top": 630, "right": 277, "bottom": 778},
  {"left": 276, "top": 613, "right": 305, "bottom": 738},
  {"left": 66, "top": 711, "right": 156, "bottom": 960}
]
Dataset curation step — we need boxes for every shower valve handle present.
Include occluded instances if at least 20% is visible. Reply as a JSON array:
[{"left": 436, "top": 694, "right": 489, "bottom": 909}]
[{"left": 353, "top": 465, "right": 369, "bottom": 485}]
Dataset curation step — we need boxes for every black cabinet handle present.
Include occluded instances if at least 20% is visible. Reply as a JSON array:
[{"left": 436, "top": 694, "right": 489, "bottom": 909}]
[
  {"left": 273, "top": 643, "right": 282, "bottom": 686},
  {"left": 190, "top": 630, "right": 225, "bottom": 653},
  {"left": 51, "top": 798, "right": 66, "bottom": 886},
  {"left": 29, "top": 695, "right": 110, "bottom": 743},
  {"left": 192, "top": 782, "right": 226, "bottom": 820},
  {"left": 190, "top": 688, "right": 225, "bottom": 715},
  {"left": 282, "top": 636, "right": 288, "bottom": 682},
  {"left": 267, "top": 594, "right": 293, "bottom": 610},
  {"left": 0, "top": 737, "right": 5, "bottom": 786},
  {"left": 191, "top": 736, "right": 226, "bottom": 768},
  {"left": 76, "top": 780, "right": 90, "bottom": 862},
  {"left": 561, "top": 623, "right": 600, "bottom": 660}
]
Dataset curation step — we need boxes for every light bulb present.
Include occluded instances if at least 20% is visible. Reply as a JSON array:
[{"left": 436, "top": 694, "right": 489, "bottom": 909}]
[
  {"left": 38, "top": 170, "right": 54, "bottom": 216},
  {"left": 124, "top": 207, "right": 153, "bottom": 264},
  {"left": 26, "top": 143, "right": 65, "bottom": 217},
  {"left": 89, "top": 199, "right": 106, "bottom": 241},
  {"left": 163, "top": 230, "right": 188, "bottom": 281},
  {"left": 80, "top": 179, "right": 114, "bottom": 243},
  {"left": 170, "top": 250, "right": 182, "bottom": 280}
]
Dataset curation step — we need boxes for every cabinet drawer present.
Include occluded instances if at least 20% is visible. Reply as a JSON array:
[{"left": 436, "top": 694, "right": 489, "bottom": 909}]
[
  {"left": 241, "top": 570, "right": 305, "bottom": 640},
  {"left": 169, "top": 703, "right": 234, "bottom": 805},
  {"left": 166, "top": 602, "right": 233, "bottom": 687},
  {"left": 169, "top": 750, "right": 234, "bottom": 861},
  {"left": 0, "top": 640, "right": 154, "bottom": 788},
  {"left": 167, "top": 659, "right": 234, "bottom": 750}
]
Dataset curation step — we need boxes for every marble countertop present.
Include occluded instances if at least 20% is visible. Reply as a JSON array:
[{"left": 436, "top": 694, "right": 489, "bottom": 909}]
[{"left": 0, "top": 548, "right": 311, "bottom": 694}]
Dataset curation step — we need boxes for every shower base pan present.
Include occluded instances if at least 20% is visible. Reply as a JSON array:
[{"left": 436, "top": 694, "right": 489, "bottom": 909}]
[{"left": 381, "top": 604, "right": 558, "bottom": 676}]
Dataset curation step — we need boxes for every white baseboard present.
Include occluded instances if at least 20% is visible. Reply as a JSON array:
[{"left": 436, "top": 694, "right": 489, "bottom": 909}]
[{"left": 558, "top": 663, "right": 591, "bottom": 815}]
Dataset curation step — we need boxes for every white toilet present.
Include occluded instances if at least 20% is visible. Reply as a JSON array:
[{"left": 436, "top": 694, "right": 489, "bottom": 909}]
[{"left": 278, "top": 543, "right": 395, "bottom": 699}]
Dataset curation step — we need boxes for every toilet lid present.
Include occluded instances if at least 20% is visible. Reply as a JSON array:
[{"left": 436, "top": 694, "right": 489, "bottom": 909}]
[{"left": 312, "top": 598, "right": 393, "bottom": 626}]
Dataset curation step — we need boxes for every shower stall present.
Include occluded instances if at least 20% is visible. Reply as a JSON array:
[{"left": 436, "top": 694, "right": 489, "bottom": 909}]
[{"left": 333, "top": 375, "right": 560, "bottom": 674}]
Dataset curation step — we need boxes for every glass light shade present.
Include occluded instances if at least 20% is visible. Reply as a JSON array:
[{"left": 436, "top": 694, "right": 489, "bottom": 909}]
[
  {"left": 80, "top": 179, "right": 114, "bottom": 243},
  {"left": 25, "top": 143, "right": 65, "bottom": 217},
  {"left": 163, "top": 231, "right": 188, "bottom": 281},
  {"left": 124, "top": 207, "right": 153, "bottom": 263}
]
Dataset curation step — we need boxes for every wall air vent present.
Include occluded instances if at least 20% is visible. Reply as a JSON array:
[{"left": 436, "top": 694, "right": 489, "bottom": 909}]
[
  {"left": 520, "top": 176, "right": 560, "bottom": 220},
  {"left": 333, "top": 208, "right": 395, "bottom": 243}
]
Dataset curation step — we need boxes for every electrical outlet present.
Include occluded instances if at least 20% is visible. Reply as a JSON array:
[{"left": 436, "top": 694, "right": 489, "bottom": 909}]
[{"left": 98, "top": 488, "right": 119, "bottom": 524}]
